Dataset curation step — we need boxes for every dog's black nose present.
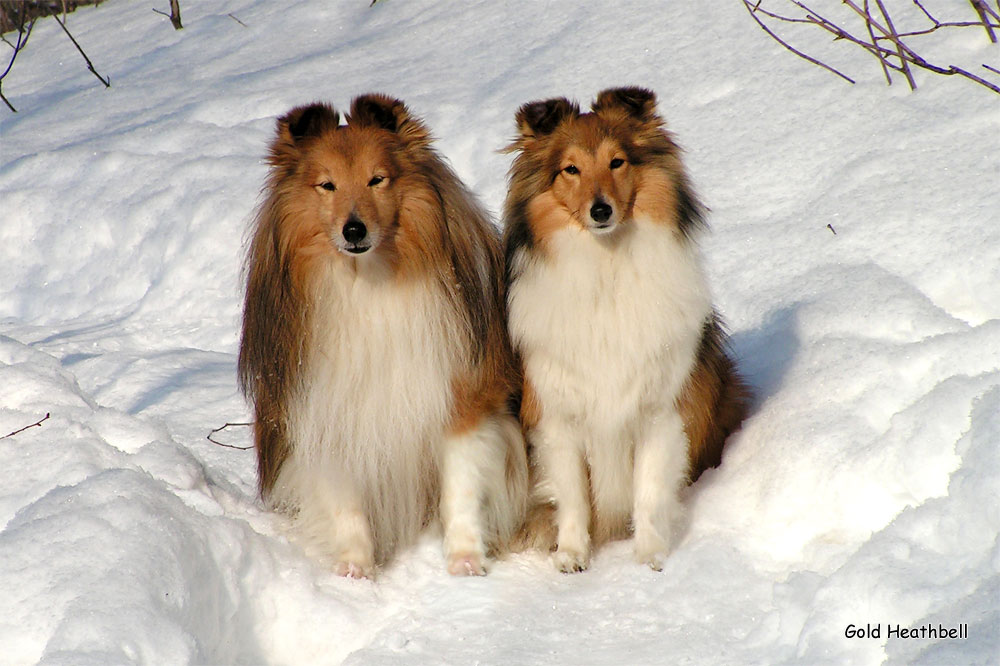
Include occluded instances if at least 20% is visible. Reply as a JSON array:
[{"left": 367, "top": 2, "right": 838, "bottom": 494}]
[
  {"left": 590, "top": 201, "right": 613, "bottom": 223},
  {"left": 342, "top": 219, "right": 368, "bottom": 244}
]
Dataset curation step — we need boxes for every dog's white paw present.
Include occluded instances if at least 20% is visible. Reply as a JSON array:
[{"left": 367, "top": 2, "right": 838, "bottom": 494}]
[
  {"left": 553, "top": 547, "right": 590, "bottom": 574},
  {"left": 446, "top": 551, "right": 488, "bottom": 576},
  {"left": 635, "top": 549, "right": 667, "bottom": 572},
  {"left": 334, "top": 560, "right": 374, "bottom": 579}
]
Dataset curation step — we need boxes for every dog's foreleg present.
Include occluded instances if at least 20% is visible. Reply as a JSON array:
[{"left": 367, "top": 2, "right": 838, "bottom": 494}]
[
  {"left": 282, "top": 459, "right": 376, "bottom": 578},
  {"left": 534, "top": 417, "right": 591, "bottom": 573},
  {"left": 632, "top": 408, "right": 688, "bottom": 570}
]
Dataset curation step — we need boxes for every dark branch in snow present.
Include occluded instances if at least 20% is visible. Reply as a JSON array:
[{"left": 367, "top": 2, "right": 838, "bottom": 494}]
[
  {"left": 207, "top": 422, "right": 254, "bottom": 450},
  {"left": 0, "top": 4, "right": 35, "bottom": 113},
  {"left": 55, "top": 14, "right": 110, "bottom": 87},
  {"left": 152, "top": 1, "right": 183, "bottom": 30},
  {"left": 745, "top": 0, "right": 1000, "bottom": 94},
  {"left": 1, "top": 413, "right": 50, "bottom": 440},
  {"left": 743, "top": 1, "right": 855, "bottom": 84},
  {"left": 228, "top": 13, "right": 248, "bottom": 28}
]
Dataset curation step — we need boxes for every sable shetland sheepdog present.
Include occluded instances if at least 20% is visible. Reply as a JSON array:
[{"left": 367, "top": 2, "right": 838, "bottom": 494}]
[
  {"left": 238, "top": 94, "right": 528, "bottom": 577},
  {"left": 503, "top": 87, "right": 750, "bottom": 572}
]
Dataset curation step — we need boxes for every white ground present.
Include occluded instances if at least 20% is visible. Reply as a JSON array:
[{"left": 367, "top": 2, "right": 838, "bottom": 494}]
[{"left": 1, "top": 1, "right": 998, "bottom": 664}]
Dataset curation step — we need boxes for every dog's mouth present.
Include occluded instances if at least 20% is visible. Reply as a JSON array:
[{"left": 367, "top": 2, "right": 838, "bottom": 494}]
[
  {"left": 343, "top": 244, "right": 372, "bottom": 255},
  {"left": 588, "top": 220, "right": 618, "bottom": 235}
]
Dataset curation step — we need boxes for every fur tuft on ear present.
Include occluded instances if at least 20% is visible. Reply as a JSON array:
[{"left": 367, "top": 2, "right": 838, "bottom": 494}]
[
  {"left": 514, "top": 97, "right": 579, "bottom": 139},
  {"left": 592, "top": 86, "right": 658, "bottom": 121},
  {"left": 348, "top": 93, "right": 430, "bottom": 147},
  {"left": 279, "top": 103, "right": 341, "bottom": 143}
]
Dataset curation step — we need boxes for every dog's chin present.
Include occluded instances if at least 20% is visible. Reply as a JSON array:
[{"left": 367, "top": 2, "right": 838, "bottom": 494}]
[{"left": 587, "top": 221, "right": 619, "bottom": 236}]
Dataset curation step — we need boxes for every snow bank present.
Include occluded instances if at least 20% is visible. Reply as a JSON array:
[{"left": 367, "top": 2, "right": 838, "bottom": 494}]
[{"left": 1, "top": 1, "right": 997, "bottom": 664}]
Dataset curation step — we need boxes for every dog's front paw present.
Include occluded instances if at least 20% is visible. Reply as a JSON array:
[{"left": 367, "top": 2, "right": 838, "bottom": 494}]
[
  {"left": 635, "top": 548, "right": 667, "bottom": 572},
  {"left": 634, "top": 530, "right": 671, "bottom": 571},
  {"left": 446, "top": 551, "right": 488, "bottom": 576},
  {"left": 553, "top": 547, "right": 590, "bottom": 573},
  {"left": 334, "top": 560, "right": 375, "bottom": 579}
]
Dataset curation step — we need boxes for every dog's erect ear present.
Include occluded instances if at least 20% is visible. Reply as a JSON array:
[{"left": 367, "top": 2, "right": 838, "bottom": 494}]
[
  {"left": 278, "top": 103, "right": 340, "bottom": 143},
  {"left": 592, "top": 87, "right": 658, "bottom": 121},
  {"left": 515, "top": 97, "right": 579, "bottom": 139},
  {"left": 349, "top": 93, "right": 430, "bottom": 147}
]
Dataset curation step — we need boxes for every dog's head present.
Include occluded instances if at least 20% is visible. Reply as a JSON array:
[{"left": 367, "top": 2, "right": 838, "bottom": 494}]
[
  {"left": 506, "top": 87, "right": 685, "bottom": 238},
  {"left": 268, "top": 95, "right": 433, "bottom": 259}
]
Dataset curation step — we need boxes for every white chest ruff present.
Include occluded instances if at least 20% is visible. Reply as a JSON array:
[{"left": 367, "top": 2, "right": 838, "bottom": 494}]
[
  {"left": 288, "top": 259, "right": 462, "bottom": 487},
  {"left": 509, "top": 219, "right": 711, "bottom": 429}
]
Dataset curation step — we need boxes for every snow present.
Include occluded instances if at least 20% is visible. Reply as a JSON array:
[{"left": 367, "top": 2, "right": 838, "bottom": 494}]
[{"left": 1, "top": 0, "right": 998, "bottom": 664}]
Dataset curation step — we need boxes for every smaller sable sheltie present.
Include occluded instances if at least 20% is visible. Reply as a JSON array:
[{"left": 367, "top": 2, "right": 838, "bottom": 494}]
[
  {"left": 239, "top": 94, "right": 527, "bottom": 577},
  {"left": 503, "top": 87, "right": 750, "bottom": 572}
]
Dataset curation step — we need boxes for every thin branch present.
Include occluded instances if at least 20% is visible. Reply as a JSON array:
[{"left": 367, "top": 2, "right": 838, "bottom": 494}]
[
  {"left": 875, "top": 0, "right": 917, "bottom": 89},
  {"left": 0, "top": 8, "right": 35, "bottom": 113},
  {"left": 865, "top": 0, "right": 893, "bottom": 85},
  {"left": 747, "top": 0, "right": 1000, "bottom": 94},
  {"left": 984, "top": 63, "right": 1000, "bottom": 76},
  {"left": 971, "top": 0, "right": 998, "bottom": 42},
  {"left": 227, "top": 13, "right": 247, "bottom": 28},
  {"left": 55, "top": 14, "right": 110, "bottom": 87},
  {"left": 207, "top": 422, "right": 253, "bottom": 450},
  {"left": 152, "top": 2, "right": 182, "bottom": 30},
  {"left": 744, "top": 1, "right": 856, "bottom": 84},
  {"left": 912, "top": 0, "right": 937, "bottom": 24},
  {"left": 1, "top": 413, "right": 51, "bottom": 439}
]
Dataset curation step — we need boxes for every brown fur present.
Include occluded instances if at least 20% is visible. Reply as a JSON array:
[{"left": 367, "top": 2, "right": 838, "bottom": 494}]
[{"left": 238, "top": 94, "right": 517, "bottom": 502}]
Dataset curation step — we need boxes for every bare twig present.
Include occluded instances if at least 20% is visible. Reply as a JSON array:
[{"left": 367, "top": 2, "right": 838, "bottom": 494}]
[
  {"left": 152, "top": 1, "right": 182, "bottom": 29},
  {"left": 912, "top": 0, "right": 937, "bottom": 24},
  {"left": 874, "top": 0, "right": 917, "bottom": 89},
  {"left": 985, "top": 63, "right": 1000, "bottom": 75},
  {"left": 865, "top": 0, "right": 892, "bottom": 85},
  {"left": 207, "top": 422, "right": 253, "bottom": 450},
  {"left": 827, "top": 224, "right": 837, "bottom": 235},
  {"left": 746, "top": 1, "right": 1000, "bottom": 94},
  {"left": 1, "top": 413, "right": 51, "bottom": 439},
  {"left": 744, "top": 1, "right": 856, "bottom": 84},
  {"left": 971, "top": 0, "right": 998, "bottom": 42},
  {"left": 0, "top": 5, "right": 34, "bottom": 112},
  {"left": 227, "top": 13, "right": 247, "bottom": 27},
  {"left": 55, "top": 14, "right": 110, "bottom": 87}
]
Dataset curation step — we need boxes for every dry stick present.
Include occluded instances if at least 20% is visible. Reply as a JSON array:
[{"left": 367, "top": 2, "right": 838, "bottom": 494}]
[
  {"left": 207, "top": 422, "right": 253, "bottom": 450},
  {"left": 874, "top": 0, "right": 917, "bottom": 89},
  {"left": 1, "top": 413, "right": 51, "bottom": 439},
  {"left": 168, "top": 0, "right": 182, "bottom": 29},
  {"left": 744, "top": 1, "right": 856, "bottom": 84},
  {"left": 971, "top": 0, "right": 998, "bottom": 42},
  {"left": 865, "top": 0, "right": 893, "bottom": 85},
  {"left": 985, "top": 63, "right": 1000, "bottom": 75},
  {"left": 227, "top": 13, "right": 247, "bottom": 28},
  {"left": 767, "top": 1, "right": 1000, "bottom": 94},
  {"left": 912, "top": 0, "right": 937, "bottom": 24},
  {"left": 0, "top": 15, "right": 34, "bottom": 112},
  {"left": 55, "top": 15, "right": 110, "bottom": 87}
]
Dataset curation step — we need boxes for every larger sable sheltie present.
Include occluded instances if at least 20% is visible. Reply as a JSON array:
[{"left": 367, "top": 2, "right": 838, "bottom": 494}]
[
  {"left": 238, "top": 94, "right": 528, "bottom": 577},
  {"left": 503, "top": 87, "right": 750, "bottom": 572}
]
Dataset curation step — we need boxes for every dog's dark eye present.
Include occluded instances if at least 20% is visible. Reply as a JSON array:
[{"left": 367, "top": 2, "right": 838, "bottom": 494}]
[
  {"left": 563, "top": 165, "right": 579, "bottom": 175},
  {"left": 368, "top": 175, "right": 385, "bottom": 187},
  {"left": 318, "top": 182, "right": 336, "bottom": 191},
  {"left": 609, "top": 158, "right": 625, "bottom": 170}
]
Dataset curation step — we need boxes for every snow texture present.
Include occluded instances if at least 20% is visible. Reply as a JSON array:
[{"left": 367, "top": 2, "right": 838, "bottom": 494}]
[{"left": 1, "top": 1, "right": 998, "bottom": 664}]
